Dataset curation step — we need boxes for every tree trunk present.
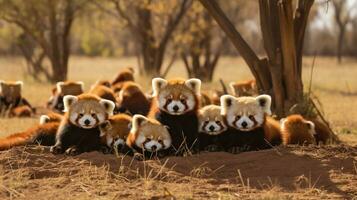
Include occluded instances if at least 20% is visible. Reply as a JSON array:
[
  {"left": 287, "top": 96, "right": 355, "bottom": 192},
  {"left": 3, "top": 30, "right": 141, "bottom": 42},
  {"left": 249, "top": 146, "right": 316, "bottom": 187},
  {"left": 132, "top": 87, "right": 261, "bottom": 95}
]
[
  {"left": 199, "top": 0, "right": 313, "bottom": 117},
  {"left": 337, "top": 27, "right": 345, "bottom": 64}
]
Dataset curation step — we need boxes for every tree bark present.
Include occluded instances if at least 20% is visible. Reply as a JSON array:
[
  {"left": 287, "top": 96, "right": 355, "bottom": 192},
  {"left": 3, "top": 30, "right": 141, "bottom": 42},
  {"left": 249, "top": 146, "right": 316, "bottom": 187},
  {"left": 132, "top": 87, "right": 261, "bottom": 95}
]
[{"left": 200, "top": 0, "right": 313, "bottom": 117}]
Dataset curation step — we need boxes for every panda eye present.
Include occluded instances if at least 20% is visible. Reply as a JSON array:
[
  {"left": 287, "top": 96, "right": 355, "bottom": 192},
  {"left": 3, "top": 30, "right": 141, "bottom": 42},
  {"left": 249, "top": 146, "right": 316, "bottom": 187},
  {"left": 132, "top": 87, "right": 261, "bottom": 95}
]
[
  {"left": 204, "top": 121, "right": 209, "bottom": 125},
  {"left": 158, "top": 139, "right": 163, "bottom": 143},
  {"left": 91, "top": 113, "right": 96, "bottom": 117},
  {"left": 79, "top": 113, "right": 84, "bottom": 117},
  {"left": 180, "top": 99, "right": 186, "bottom": 104},
  {"left": 236, "top": 115, "right": 241, "bottom": 120},
  {"left": 248, "top": 115, "right": 255, "bottom": 120},
  {"left": 145, "top": 138, "right": 151, "bottom": 142},
  {"left": 216, "top": 121, "right": 221, "bottom": 125},
  {"left": 167, "top": 97, "right": 173, "bottom": 103}
]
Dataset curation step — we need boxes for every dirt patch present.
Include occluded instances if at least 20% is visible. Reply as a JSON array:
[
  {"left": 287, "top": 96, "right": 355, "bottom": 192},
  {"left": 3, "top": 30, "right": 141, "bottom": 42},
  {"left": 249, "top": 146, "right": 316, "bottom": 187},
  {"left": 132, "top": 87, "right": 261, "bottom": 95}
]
[{"left": 0, "top": 145, "right": 356, "bottom": 199}]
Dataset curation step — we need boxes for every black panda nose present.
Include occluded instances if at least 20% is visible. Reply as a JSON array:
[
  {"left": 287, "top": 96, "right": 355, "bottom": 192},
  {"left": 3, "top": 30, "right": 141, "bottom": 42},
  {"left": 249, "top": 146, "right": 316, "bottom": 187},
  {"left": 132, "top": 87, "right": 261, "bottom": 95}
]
[
  {"left": 173, "top": 105, "right": 179, "bottom": 112},
  {"left": 209, "top": 125, "right": 215, "bottom": 131},
  {"left": 84, "top": 119, "right": 91, "bottom": 125},
  {"left": 241, "top": 121, "right": 247, "bottom": 128},
  {"left": 151, "top": 145, "right": 157, "bottom": 151}
]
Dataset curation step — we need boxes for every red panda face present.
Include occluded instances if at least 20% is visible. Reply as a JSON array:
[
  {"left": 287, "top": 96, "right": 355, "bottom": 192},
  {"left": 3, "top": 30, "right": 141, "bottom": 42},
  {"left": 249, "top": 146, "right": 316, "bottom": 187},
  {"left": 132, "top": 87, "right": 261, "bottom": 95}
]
[
  {"left": 221, "top": 94, "right": 272, "bottom": 131},
  {"left": 152, "top": 78, "right": 201, "bottom": 115},
  {"left": 129, "top": 115, "right": 171, "bottom": 152},
  {"left": 199, "top": 105, "right": 227, "bottom": 135},
  {"left": 64, "top": 95, "right": 115, "bottom": 129},
  {"left": 0, "top": 81, "right": 23, "bottom": 103}
]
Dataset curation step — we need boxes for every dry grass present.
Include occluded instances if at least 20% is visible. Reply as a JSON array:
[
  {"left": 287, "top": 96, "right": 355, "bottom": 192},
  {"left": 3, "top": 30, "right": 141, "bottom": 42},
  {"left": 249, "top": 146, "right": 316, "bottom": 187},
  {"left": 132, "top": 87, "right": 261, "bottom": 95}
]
[{"left": 0, "top": 56, "right": 356, "bottom": 199}]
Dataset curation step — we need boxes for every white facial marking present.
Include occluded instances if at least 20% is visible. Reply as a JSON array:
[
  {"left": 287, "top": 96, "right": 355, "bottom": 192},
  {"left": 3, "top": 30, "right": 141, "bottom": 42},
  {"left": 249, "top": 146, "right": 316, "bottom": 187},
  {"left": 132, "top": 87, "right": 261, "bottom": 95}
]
[
  {"left": 106, "top": 136, "right": 114, "bottom": 147},
  {"left": 163, "top": 139, "right": 171, "bottom": 149},
  {"left": 135, "top": 135, "right": 146, "bottom": 148},
  {"left": 166, "top": 100, "right": 185, "bottom": 114},
  {"left": 144, "top": 140, "right": 163, "bottom": 152},
  {"left": 113, "top": 138, "right": 125, "bottom": 149},
  {"left": 96, "top": 113, "right": 105, "bottom": 124},
  {"left": 70, "top": 112, "right": 79, "bottom": 125},
  {"left": 78, "top": 114, "right": 97, "bottom": 129},
  {"left": 235, "top": 115, "right": 255, "bottom": 131}
]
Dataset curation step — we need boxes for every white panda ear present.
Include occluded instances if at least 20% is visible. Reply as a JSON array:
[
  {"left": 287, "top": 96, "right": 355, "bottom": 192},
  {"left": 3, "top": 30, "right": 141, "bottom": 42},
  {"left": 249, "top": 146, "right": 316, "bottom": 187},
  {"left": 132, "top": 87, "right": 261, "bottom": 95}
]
[
  {"left": 63, "top": 95, "right": 78, "bottom": 112},
  {"left": 131, "top": 114, "right": 148, "bottom": 133},
  {"left": 76, "top": 81, "right": 84, "bottom": 92},
  {"left": 99, "top": 99, "right": 115, "bottom": 116},
  {"left": 185, "top": 78, "right": 201, "bottom": 95},
  {"left": 152, "top": 78, "right": 167, "bottom": 96},
  {"left": 56, "top": 82, "right": 65, "bottom": 94},
  {"left": 16, "top": 81, "right": 23, "bottom": 91},
  {"left": 255, "top": 94, "right": 272, "bottom": 115},
  {"left": 306, "top": 120, "right": 316, "bottom": 135},
  {"left": 39, "top": 115, "right": 50, "bottom": 125},
  {"left": 220, "top": 95, "right": 236, "bottom": 115},
  {"left": 229, "top": 82, "right": 237, "bottom": 96}
]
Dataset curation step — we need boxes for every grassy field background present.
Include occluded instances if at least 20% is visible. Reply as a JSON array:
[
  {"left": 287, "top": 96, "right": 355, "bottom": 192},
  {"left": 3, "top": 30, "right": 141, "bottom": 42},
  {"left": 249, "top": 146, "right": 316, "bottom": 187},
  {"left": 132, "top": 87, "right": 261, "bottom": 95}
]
[
  {"left": 0, "top": 56, "right": 357, "bottom": 199},
  {"left": 0, "top": 56, "right": 356, "bottom": 144}
]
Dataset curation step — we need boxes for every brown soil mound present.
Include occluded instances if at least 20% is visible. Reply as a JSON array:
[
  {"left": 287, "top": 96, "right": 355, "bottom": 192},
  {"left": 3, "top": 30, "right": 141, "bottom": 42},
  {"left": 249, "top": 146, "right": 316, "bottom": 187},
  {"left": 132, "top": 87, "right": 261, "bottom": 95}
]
[{"left": 0, "top": 145, "right": 356, "bottom": 199}]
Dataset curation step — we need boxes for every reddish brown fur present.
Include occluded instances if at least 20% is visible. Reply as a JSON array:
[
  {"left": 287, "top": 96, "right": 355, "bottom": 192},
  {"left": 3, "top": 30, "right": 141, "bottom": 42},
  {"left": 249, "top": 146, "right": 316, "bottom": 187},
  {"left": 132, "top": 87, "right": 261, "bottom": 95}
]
[
  {"left": 89, "top": 85, "right": 117, "bottom": 104},
  {"left": 100, "top": 114, "right": 132, "bottom": 145},
  {"left": 117, "top": 82, "right": 151, "bottom": 115},
  {"left": 9, "top": 105, "right": 32, "bottom": 117},
  {"left": 43, "top": 112, "right": 63, "bottom": 123},
  {"left": 200, "top": 91, "right": 212, "bottom": 107},
  {"left": 111, "top": 67, "right": 135, "bottom": 86},
  {"left": 309, "top": 118, "right": 332, "bottom": 144},
  {"left": 263, "top": 116, "right": 282, "bottom": 145},
  {"left": 0, "top": 122, "right": 59, "bottom": 150},
  {"left": 211, "top": 90, "right": 224, "bottom": 105},
  {"left": 53, "top": 81, "right": 84, "bottom": 96},
  {"left": 230, "top": 79, "right": 257, "bottom": 96},
  {"left": 281, "top": 115, "right": 316, "bottom": 145}
]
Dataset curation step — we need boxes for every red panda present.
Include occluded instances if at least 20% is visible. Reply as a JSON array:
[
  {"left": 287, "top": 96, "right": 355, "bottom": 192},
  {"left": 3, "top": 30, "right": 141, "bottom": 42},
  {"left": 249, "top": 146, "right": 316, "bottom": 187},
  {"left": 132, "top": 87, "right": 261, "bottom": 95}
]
[
  {"left": 9, "top": 105, "right": 33, "bottom": 117},
  {"left": 92, "top": 80, "right": 111, "bottom": 89},
  {"left": 200, "top": 91, "right": 212, "bottom": 107},
  {"left": 47, "top": 81, "right": 84, "bottom": 113},
  {"left": 210, "top": 90, "right": 224, "bottom": 105},
  {"left": 198, "top": 105, "right": 228, "bottom": 152},
  {"left": 220, "top": 94, "right": 281, "bottom": 153},
  {"left": 229, "top": 79, "right": 257, "bottom": 97},
  {"left": 126, "top": 114, "right": 171, "bottom": 158},
  {"left": 99, "top": 114, "right": 132, "bottom": 153},
  {"left": 39, "top": 112, "right": 64, "bottom": 125},
  {"left": 50, "top": 93, "right": 115, "bottom": 155},
  {"left": 280, "top": 115, "right": 316, "bottom": 145},
  {"left": 89, "top": 84, "right": 118, "bottom": 107},
  {"left": 0, "top": 122, "right": 59, "bottom": 151},
  {"left": 148, "top": 78, "right": 201, "bottom": 155},
  {"left": 0, "top": 80, "right": 34, "bottom": 116},
  {"left": 309, "top": 118, "right": 334, "bottom": 144},
  {"left": 111, "top": 67, "right": 135, "bottom": 86},
  {"left": 116, "top": 81, "right": 151, "bottom": 115}
]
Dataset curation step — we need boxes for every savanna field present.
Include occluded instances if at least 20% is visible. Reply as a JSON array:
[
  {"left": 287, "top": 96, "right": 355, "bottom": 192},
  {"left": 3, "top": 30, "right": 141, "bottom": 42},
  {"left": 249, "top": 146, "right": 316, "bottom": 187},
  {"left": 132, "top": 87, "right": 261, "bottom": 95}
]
[{"left": 0, "top": 56, "right": 356, "bottom": 199}]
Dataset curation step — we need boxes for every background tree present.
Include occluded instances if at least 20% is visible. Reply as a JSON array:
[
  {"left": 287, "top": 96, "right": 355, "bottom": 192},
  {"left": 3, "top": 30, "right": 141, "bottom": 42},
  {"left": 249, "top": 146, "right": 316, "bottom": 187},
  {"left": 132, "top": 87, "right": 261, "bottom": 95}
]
[
  {"left": 94, "top": 0, "right": 191, "bottom": 77},
  {"left": 331, "top": 0, "right": 353, "bottom": 64},
  {"left": 199, "top": 0, "right": 314, "bottom": 117},
  {"left": 0, "top": 0, "right": 87, "bottom": 82}
]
